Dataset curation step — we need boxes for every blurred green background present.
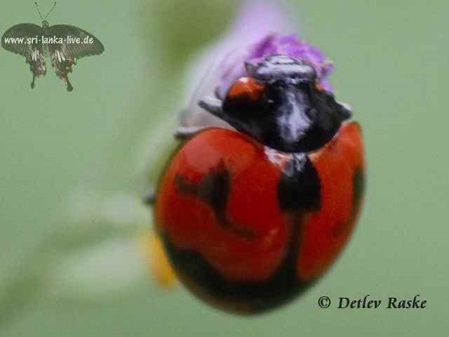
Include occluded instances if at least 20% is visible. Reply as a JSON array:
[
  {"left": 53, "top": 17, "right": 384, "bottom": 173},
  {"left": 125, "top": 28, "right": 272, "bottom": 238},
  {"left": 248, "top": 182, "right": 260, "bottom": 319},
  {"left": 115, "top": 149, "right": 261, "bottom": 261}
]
[{"left": 0, "top": 0, "right": 448, "bottom": 336}]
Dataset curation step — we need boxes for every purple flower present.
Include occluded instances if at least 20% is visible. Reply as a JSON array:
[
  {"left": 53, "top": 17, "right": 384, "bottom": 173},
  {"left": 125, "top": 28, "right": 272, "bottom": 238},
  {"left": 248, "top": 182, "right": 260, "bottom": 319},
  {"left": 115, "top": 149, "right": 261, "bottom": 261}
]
[
  {"left": 180, "top": 0, "right": 333, "bottom": 129},
  {"left": 216, "top": 34, "right": 334, "bottom": 100}
]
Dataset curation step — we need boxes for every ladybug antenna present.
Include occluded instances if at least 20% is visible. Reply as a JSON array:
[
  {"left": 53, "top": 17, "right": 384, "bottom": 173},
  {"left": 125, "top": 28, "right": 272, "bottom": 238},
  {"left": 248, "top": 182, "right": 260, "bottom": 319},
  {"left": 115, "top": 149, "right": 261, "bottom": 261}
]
[{"left": 35, "top": 2, "right": 56, "bottom": 21}]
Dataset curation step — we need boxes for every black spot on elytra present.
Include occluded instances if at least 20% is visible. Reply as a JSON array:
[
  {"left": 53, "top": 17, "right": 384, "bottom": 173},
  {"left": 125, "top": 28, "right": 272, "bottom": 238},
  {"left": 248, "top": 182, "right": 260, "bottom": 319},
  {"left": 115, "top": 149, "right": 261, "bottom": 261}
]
[
  {"left": 277, "top": 154, "right": 321, "bottom": 213},
  {"left": 174, "top": 161, "right": 255, "bottom": 239},
  {"left": 160, "top": 215, "right": 312, "bottom": 314}
]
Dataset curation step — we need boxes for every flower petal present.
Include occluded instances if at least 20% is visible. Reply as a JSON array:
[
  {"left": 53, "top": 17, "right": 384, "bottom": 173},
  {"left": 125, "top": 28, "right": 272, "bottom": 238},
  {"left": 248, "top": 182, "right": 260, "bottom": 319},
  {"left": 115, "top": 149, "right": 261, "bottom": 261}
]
[
  {"left": 180, "top": 0, "right": 334, "bottom": 131},
  {"left": 180, "top": 0, "right": 294, "bottom": 129}
]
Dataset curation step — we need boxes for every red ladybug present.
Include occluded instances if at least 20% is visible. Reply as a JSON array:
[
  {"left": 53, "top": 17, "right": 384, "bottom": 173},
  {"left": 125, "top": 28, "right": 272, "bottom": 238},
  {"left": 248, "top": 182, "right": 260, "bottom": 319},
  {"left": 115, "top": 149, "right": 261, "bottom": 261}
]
[{"left": 154, "top": 55, "right": 365, "bottom": 314}]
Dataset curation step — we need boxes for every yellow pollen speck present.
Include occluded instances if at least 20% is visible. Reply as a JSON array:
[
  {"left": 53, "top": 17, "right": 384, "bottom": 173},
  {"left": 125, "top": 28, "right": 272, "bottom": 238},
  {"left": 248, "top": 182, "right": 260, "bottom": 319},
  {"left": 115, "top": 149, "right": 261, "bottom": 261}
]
[{"left": 139, "top": 230, "right": 177, "bottom": 289}]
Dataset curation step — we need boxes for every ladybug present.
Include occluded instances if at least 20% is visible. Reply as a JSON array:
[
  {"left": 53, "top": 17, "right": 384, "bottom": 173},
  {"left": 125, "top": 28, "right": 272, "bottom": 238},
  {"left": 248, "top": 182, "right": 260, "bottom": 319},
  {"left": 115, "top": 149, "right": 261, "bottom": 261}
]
[{"left": 154, "top": 55, "right": 365, "bottom": 314}]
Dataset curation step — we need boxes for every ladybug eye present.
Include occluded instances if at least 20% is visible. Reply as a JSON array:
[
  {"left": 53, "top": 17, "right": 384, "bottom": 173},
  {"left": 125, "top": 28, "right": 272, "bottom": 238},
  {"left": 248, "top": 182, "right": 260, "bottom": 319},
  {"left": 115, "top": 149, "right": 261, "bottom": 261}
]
[{"left": 226, "top": 77, "right": 264, "bottom": 107}]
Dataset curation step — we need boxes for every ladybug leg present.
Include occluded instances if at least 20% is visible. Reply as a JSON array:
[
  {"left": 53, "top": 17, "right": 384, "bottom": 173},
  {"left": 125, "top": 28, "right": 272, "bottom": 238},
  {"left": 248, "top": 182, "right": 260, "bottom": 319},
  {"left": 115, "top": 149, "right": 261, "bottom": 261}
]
[
  {"left": 320, "top": 89, "right": 352, "bottom": 120},
  {"left": 336, "top": 101, "right": 352, "bottom": 119},
  {"left": 329, "top": 98, "right": 352, "bottom": 119},
  {"left": 143, "top": 189, "right": 156, "bottom": 205},
  {"left": 198, "top": 96, "right": 223, "bottom": 117},
  {"left": 174, "top": 126, "right": 208, "bottom": 140},
  {"left": 176, "top": 96, "right": 227, "bottom": 140}
]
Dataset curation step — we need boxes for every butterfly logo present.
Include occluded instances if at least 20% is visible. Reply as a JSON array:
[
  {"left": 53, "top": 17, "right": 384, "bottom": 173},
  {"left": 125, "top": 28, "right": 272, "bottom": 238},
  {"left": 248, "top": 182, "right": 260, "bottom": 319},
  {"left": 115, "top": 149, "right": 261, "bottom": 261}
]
[{"left": 1, "top": 2, "right": 104, "bottom": 91}]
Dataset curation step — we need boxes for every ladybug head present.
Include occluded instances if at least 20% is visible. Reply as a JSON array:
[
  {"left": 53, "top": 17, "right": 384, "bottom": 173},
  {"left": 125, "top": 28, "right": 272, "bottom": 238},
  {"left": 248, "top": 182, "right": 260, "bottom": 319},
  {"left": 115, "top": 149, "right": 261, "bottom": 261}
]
[{"left": 199, "top": 55, "right": 352, "bottom": 153}]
